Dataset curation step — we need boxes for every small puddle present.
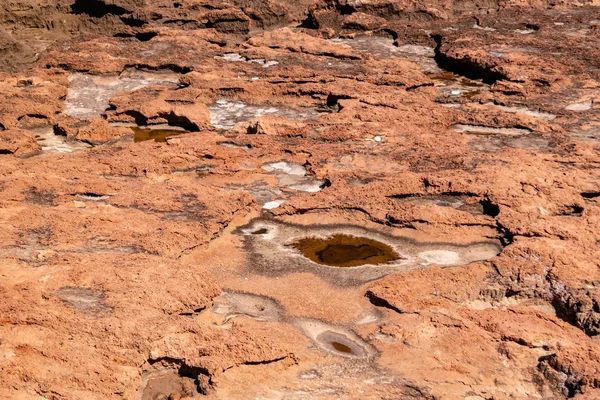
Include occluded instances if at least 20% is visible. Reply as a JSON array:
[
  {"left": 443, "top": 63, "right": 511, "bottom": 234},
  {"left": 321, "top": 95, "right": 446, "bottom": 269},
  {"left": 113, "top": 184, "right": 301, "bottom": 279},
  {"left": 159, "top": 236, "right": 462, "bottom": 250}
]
[
  {"left": 290, "top": 234, "right": 400, "bottom": 267},
  {"left": 294, "top": 319, "right": 375, "bottom": 359},
  {"left": 239, "top": 219, "right": 503, "bottom": 285},
  {"left": 331, "top": 341, "right": 353, "bottom": 353},
  {"left": 317, "top": 331, "right": 367, "bottom": 357},
  {"left": 209, "top": 100, "right": 322, "bottom": 130},
  {"left": 66, "top": 70, "right": 180, "bottom": 120},
  {"left": 131, "top": 126, "right": 185, "bottom": 143}
]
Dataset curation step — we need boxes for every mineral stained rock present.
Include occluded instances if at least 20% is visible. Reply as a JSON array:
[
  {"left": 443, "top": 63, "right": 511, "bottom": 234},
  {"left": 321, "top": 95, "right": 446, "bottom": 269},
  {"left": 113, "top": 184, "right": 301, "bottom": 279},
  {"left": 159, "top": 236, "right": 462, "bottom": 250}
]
[{"left": 2, "top": 0, "right": 600, "bottom": 399}]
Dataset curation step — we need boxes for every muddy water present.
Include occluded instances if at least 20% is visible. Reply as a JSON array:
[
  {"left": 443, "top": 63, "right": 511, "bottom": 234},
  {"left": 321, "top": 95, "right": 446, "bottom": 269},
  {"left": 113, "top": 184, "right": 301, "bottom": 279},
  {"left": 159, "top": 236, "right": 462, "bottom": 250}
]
[
  {"left": 331, "top": 341, "right": 353, "bottom": 353},
  {"left": 209, "top": 99, "right": 322, "bottom": 130},
  {"left": 66, "top": 70, "right": 180, "bottom": 119},
  {"left": 317, "top": 331, "right": 368, "bottom": 357},
  {"left": 290, "top": 234, "right": 400, "bottom": 267},
  {"left": 131, "top": 126, "right": 185, "bottom": 142}
]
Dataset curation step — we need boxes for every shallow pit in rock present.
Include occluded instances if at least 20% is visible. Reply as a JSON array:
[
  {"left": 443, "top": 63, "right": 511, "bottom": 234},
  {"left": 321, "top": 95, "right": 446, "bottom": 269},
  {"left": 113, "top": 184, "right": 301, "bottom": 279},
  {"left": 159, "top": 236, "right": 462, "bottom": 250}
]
[
  {"left": 294, "top": 319, "right": 375, "bottom": 359},
  {"left": 330, "top": 37, "right": 439, "bottom": 73},
  {"left": 56, "top": 287, "right": 112, "bottom": 318},
  {"left": 74, "top": 193, "right": 110, "bottom": 201},
  {"left": 452, "top": 124, "right": 532, "bottom": 136},
  {"left": 262, "top": 161, "right": 327, "bottom": 194},
  {"left": 238, "top": 219, "right": 503, "bottom": 286},
  {"left": 488, "top": 104, "right": 556, "bottom": 121},
  {"left": 34, "top": 126, "right": 91, "bottom": 154},
  {"left": 429, "top": 72, "right": 489, "bottom": 99},
  {"left": 66, "top": 70, "right": 180, "bottom": 120},
  {"left": 451, "top": 124, "right": 550, "bottom": 152},
  {"left": 138, "top": 369, "right": 200, "bottom": 400},
  {"left": 393, "top": 194, "right": 487, "bottom": 215},
  {"left": 214, "top": 53, "right": 279, "bottom": 68},
  {"left": 289, "top": 234, "right": 400, "bottom": 267},
  {"left": 212, "top": 291, "right": 284, "bottom": 322},
  {"left": 317, "top": 331, "right": 368, "bottom": 357},
  {"left": 456, "top": 131, "right": 550, "bottom": 153},
  {"left": 565, "top": 99, "right": 593, "bottom": 111},
  {"left": 209, "top": 100, "right": 322, "bottom": 130}
]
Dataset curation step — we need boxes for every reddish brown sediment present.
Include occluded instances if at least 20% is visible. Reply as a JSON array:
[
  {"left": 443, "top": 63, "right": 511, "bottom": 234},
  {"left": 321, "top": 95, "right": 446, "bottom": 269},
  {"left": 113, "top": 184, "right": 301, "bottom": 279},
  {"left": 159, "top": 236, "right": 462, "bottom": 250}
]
[{"left": 2, "top": 1, "right": 600, "bottom": 399}]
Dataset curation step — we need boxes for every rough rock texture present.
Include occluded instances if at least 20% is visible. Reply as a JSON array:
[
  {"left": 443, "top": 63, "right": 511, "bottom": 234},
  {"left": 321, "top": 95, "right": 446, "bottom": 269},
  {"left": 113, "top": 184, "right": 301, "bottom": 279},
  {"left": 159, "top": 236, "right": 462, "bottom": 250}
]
[{"left": 2, "top": 1, "right": 600, "bottom": 399}]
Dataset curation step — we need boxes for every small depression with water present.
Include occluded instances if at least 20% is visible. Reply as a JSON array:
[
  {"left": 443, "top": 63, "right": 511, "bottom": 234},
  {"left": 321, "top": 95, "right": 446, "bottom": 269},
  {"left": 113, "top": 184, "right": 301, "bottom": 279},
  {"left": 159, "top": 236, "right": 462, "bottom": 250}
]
[
  {"left": 210, "top": 293, "right": 376, "bottom": 360},
  {"left": 317, "top": 331, "right": 368, "bottom": 357},
  {"left": 294, "top": 318, "right": 375, "bottom": 359},
  {"left": 290, "top": 234, "right": 400, "bottom": 267},
  {"left": 238, "top": 219, "right": 502, "bottom": 285},
  {"left": 130, "top": 125, "right": 186, "bottom": 143}
]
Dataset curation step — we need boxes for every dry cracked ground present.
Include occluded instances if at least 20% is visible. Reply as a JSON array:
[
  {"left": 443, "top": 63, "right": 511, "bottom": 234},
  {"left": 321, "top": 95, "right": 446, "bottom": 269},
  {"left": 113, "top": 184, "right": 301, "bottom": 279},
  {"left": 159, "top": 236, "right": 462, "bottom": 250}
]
[{"left": 2, "top": 0, "right": 600, "bottom": 399}]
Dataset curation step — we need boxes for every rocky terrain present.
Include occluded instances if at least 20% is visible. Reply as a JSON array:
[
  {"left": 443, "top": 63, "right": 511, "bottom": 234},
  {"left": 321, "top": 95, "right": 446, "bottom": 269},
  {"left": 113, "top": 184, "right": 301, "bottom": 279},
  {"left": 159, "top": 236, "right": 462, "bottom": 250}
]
[{"left": 2, "top": 0, "right": 600, "bottom": 399}]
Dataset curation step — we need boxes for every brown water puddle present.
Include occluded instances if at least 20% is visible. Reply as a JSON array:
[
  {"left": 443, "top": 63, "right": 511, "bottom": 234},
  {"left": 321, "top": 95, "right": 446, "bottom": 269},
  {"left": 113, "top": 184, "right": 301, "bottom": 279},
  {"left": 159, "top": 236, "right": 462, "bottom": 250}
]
[
  {"left": 315, "top": 330, "right": 369, "bottom": 357},
  {"left": 331, "top": 341, "right": 353, "bottom": 354},
  {"left": 131, "top": 127, "right": 185, "bottom": 142},
  {"left": 290, "top": 234, "right": 400, "bottom": 267}
]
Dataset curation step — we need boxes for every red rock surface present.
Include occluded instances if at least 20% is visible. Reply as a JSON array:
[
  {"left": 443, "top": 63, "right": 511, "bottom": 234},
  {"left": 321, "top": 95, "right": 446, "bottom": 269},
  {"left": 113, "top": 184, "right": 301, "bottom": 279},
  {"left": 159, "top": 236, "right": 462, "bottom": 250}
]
[{"left": 2, "top": 1, "right": 600, "bottom": 399}]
